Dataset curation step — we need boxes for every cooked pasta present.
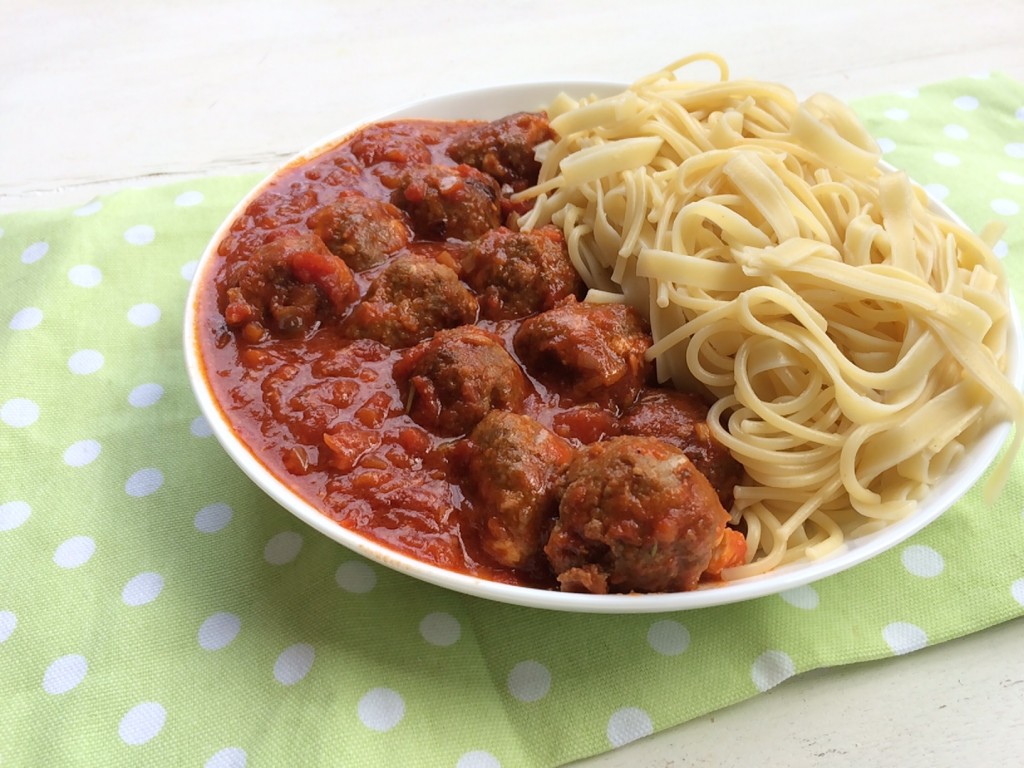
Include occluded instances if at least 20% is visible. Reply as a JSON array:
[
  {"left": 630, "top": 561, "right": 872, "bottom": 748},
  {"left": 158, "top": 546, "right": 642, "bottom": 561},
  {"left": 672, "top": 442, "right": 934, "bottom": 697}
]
[{"left": 516, "top": 53, "right": 1023, "bottom": 578}]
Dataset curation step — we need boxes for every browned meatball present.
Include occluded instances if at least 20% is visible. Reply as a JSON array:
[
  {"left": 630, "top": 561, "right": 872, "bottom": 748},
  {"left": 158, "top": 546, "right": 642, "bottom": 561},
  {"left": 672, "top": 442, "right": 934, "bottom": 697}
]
[
  {"left": 224, "top": 232, "right": 357, "bottom": 340},
  {"left": 513, "top": 297, "right": 652, "bottom": 411},
  {"left": 393, "top": 326, "right": 528, "bottom": 436},
  {"left": 306, "top": 193, "right": 409, "bottom": 271},
  {"left": 341, "top": 254, "right": 478, "bottom": 348},
  {"left": 620, "top": 389, "right": 743, "bottom": 509},
  {"left": 447, "top": 112, "right": 556, "bottom": 189},
  {"left": 460, "top": 226, "right": 584, "bottom": 319},
  {"left": 455, "top": 411, "right": 575, "bottom": 570},
  {"left": 545, "top": 436, "right": 730, "bottom": 594},
  {"left": 390, "top": 163, "right": 501, "bottom": 241},
  {"left": 348, "top": 122, "right": 434, "bottom": 167}
]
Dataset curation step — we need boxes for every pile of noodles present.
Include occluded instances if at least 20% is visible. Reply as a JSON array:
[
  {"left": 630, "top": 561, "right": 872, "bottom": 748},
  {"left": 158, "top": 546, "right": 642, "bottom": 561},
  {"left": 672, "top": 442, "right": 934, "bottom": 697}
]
[{"left": 515, "top": 53, "right": 1023, "bottom": 577}]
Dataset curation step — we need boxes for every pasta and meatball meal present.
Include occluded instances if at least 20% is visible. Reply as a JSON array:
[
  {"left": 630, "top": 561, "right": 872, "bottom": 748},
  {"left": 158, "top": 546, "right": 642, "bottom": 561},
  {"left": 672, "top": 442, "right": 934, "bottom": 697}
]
[{"left": 192, "top": 54, "right": 1023, "bottom": 594}]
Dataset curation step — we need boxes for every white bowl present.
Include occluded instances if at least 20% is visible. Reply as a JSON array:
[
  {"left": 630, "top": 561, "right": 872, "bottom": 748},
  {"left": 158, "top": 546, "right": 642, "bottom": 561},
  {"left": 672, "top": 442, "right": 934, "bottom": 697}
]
[{"left": 184, "top": 81, "right": 1023, "bottom": 613}]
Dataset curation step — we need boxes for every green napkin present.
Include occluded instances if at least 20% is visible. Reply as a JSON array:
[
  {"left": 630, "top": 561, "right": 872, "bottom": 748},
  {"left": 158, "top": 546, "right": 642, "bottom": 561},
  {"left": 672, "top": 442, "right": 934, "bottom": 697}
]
[{"left": 2, "top": 73, "right": 1022, "bottom": 768}]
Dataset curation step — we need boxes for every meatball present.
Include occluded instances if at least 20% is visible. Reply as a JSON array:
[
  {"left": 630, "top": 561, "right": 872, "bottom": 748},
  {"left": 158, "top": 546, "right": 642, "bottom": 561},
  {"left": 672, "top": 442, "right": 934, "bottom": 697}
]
[
  {"left": 513, "top": 297, "right": 652, "bottom": 411},
  {"left": 460, "top": 226, "right": 584, "bottom": 319},
  {"left": 341, "top": 254, "right": 478, "bottom": 348},
  {"left": 306, "top": 193, "right": 409, "bottom": 271},
  {"left": 393, "top": 326, "right": 528, "bottom": 436},
  {"left": 455, "top": 411, "right": 575, "bottom": 570},
  {"left": 224, "top": 232, "right": 357, "bottom": 340},
  {"left": 348, "top": 122, "right": 434, "bottom": 167},
  {"left": 390, "top": 163, "right": 501, "bottom": 241},
  {"left": 620, "top": 389, "right": 743, "bottom": 509},
  {"left": 446, "top": 112, "right": 555, "bottom": 189},
  {"left": 545, "top": 436, "right": 730, "bottom": 594}
]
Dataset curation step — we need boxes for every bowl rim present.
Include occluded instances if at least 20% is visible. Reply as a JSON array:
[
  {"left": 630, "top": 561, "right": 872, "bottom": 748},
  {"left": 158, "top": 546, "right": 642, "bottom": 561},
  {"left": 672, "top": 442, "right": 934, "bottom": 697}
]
[{"left": 183, "top": 80, "right": 1024, "bottom": 613}]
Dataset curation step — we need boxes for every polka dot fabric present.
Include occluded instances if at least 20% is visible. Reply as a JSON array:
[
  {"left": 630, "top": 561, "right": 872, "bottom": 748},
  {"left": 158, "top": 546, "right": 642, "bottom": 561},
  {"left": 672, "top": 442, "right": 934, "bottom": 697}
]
[{"left": 1, "top": 74, "right": 1023, "bottom": 767}]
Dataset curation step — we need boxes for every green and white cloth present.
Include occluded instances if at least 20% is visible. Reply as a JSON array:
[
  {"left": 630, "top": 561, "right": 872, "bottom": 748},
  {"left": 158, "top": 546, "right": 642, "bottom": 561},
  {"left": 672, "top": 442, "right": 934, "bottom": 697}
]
[{"left": 2, "top": 73, "right": 1023, "bottom": 768}]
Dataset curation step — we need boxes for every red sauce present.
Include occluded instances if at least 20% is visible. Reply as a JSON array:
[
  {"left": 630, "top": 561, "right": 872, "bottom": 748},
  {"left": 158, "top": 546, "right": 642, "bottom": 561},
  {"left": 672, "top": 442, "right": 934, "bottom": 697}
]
[{"left": 195, "top": 116, "right": 744, "bottom": 591}]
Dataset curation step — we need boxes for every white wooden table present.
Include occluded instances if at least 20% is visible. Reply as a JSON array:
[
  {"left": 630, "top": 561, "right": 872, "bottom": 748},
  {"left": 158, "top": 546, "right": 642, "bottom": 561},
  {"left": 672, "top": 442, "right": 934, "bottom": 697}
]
[{"left": 4, "top": 2, "right": 1022, "bottom": 764}]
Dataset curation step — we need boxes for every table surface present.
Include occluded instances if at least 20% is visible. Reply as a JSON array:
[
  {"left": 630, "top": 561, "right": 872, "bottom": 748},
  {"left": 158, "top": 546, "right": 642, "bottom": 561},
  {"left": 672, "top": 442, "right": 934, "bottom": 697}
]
[{"left": 3, "top": 2, "right": 1023, "bottom": 765}]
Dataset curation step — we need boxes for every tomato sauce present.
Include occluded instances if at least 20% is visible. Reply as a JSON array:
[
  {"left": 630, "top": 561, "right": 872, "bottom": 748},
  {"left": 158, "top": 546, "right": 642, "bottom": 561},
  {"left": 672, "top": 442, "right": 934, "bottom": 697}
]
[
  {"left": 194, "top": 115, "right": 744, "bottom": 591},
  {"left": 201, "top": 119, "right": 562, "bottom": 585}
]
